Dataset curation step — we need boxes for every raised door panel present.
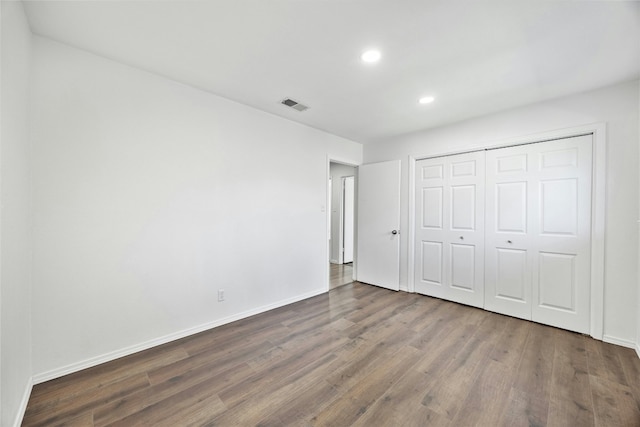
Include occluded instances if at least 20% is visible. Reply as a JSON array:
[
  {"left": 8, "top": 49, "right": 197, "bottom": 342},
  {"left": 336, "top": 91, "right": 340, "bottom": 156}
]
[
  {"left": 540, "top": 179, "right": 577, "bottom": 236},
  {"left": 539, "top": 148, "right": 578, "bottom": 169},
  {"left": 496, "top": 154, "right": 527, "bottom": 174},
  {"left": 451, "top": 185, "right": 475, "bottom": 231},
  {"left": 450, "top": 243, "right": 476, "bottom": 291},
  {"left": 451, "top": 160, "right": 476, "bottom": 177},
  {"left": 537, "top": 252, "right": 576, "bottom": 312},
  {"left": 421, "top": 241, "right": 443, "bottom": 285},
  {"left": 422, "top": 187, "right": 443, "bottom": 229},
  {"left": 422, "top": 164, "right": 444, "bottom": 180},
  {"left": 496, "top": 182, "right": 527, "bottom": 233},
  {"left": 495, "top": 248, "right": 528, "bottom": 302},
  {"left": 484, "top": 246, "right": 531, "bottom": 320}
]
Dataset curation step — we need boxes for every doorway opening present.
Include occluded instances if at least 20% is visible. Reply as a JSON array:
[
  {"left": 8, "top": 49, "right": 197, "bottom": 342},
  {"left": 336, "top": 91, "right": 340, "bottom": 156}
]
[{"left": 329, "top": 161, "right": 357, "bottom": 289}]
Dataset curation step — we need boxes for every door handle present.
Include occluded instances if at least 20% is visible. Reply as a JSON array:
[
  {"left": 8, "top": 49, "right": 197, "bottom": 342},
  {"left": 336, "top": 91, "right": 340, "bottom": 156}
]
[{"left": 391, "top": 230, "right": 399, "bottom": 235}]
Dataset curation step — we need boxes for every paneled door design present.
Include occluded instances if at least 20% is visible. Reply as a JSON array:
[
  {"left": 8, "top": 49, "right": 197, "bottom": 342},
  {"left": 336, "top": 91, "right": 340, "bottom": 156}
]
[
  {"left": 485, "top": 135, "right": 592, "bottom": 333},
  {"left": 414, "top": 151, "right": 485, "bottom": 308}
]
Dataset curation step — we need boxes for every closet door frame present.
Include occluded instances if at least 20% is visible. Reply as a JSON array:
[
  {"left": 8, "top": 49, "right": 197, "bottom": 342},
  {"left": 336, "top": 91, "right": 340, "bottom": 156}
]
[{"left": 407, "top": 123, "right": 606, "bottom": 340}]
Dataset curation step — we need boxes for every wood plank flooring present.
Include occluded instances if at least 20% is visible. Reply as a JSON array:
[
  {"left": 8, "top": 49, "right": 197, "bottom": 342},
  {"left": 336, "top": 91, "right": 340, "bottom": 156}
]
[
  {"left": 329, "top": 262, "right": 353, "bottom": 289},
  {"left": 23, "top": 282, "right": 640, "bottom": 426}
]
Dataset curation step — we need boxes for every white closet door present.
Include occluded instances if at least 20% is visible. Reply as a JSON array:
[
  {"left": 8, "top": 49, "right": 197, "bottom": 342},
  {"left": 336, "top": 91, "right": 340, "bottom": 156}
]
[
  {"left": 415, "top": 151, "right": 485, "bottom": 308},
  {"left": 485, "top": 135, "right": 592, "bottom": 333}
]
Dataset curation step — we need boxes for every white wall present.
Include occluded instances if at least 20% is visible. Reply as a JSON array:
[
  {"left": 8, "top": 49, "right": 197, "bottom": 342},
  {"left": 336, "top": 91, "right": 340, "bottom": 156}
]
[
  {"left": 30, "top": 37, "right": 362, "bottom": 379},
  {"left": 329, "top": 163, "right": 356, "bottom": 263},
  {"left": 1, "top": 1, "right": 34, "bottom": 425},
  {"left": 637, "top": 79, "right": 640, "bottom": 358},
  {"left": 364, "top": 80, "right": 640, "bottom": 346}
]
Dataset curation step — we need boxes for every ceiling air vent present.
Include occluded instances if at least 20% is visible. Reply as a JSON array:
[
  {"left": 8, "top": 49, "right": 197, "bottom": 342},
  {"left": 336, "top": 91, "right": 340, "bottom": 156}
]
[{"left": 281, "top": 98, "right": 309, "bottom": 112}]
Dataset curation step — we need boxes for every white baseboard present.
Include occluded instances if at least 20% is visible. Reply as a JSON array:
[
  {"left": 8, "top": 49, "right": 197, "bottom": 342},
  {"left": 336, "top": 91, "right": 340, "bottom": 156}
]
[
  {"left": 32, "top": 287, "right": 326, "bottom": 385},
  {"left": 602, "top": 334, "right": 636, "bottom": 349},
  {"left": 13, "top": 377, "right": 33, "bottom": 427}
]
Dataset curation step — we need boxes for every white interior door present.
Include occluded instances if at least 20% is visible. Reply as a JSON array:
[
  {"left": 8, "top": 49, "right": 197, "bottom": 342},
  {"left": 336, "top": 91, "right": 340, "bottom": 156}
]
[
  {"left": 485, "top": 135, "right": 592, "bottom": 333},
  {"left": 342, "top": 176, "right": 355, "bottom": 264},
  {"left": 357, "top": 160, "right": 401, "bottom": 291},
  {"left": 414, "top": 151, "right": 485, "bottom": 308}
]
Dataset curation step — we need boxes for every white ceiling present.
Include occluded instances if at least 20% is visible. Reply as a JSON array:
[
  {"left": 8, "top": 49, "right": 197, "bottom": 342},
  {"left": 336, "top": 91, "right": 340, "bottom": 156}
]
[{"left": 23, "top": 1, "right": 640, "bottom": 144}]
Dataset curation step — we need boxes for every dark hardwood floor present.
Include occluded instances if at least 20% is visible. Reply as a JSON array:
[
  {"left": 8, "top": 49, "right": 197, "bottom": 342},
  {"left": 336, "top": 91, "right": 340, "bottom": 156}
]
[{"left": 23, "top": 282, "right": 640, "bottom": 426}]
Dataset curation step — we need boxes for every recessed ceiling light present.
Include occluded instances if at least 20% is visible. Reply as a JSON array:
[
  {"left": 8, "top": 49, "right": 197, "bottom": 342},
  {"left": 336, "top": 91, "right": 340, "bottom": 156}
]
[
  {"left": 419, "top": 96, "right": 435, "bottom": 104},
  {"left": 361, "top": 49, "right": 381, "bottom": 63}
]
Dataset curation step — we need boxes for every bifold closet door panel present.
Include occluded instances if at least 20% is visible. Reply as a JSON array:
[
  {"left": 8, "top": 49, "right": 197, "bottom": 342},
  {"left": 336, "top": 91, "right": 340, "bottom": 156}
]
[
  {"left": 484, "top": 146, "right": 534, "bottom": 320},
  {"left": 485, "top": 135, "right": 592, "bottom": 333},
  {"left": 415, "top": 151, "right": 485, "bottom": 308},
  {"left": 531, "top": 136, "right": 592, "bottom": 333}
]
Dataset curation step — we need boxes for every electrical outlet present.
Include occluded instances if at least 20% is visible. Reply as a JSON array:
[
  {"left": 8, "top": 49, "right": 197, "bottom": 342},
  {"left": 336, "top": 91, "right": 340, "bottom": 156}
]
[{"left": 218, "top": 289, "right": 225, "bottom": 302}]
